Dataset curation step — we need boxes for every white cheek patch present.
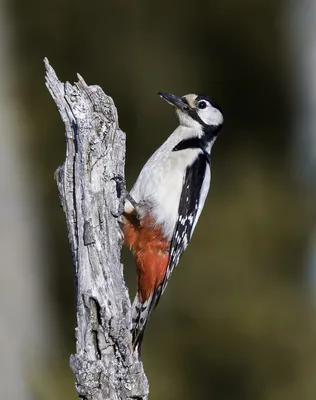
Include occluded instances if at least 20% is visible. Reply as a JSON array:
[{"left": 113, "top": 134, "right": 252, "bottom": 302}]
[{"left": 199, "top": 107, "right": 223, "bottom": 126}]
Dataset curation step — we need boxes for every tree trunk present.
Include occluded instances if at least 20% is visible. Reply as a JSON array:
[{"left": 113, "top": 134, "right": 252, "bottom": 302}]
[{"left": 45, "top": 59, "right": 148, "bottom": 400}]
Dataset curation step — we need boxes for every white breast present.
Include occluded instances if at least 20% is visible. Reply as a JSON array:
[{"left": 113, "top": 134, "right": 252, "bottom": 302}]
[{"left": 130, "top": 125, "right": 209, "bottom": 240}]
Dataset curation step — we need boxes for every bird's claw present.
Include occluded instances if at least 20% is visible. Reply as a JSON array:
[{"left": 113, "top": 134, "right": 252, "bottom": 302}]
[
  {"left": 111, "top": 175, "right": 126, "bottom": 199},
  {"left": 111, "top": 175, "right": 140, "bottom": 219}
]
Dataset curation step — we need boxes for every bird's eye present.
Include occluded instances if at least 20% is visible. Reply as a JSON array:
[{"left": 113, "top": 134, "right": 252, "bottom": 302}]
[{"left": 197, "top": 101, "right": 207, "bottom": 109}]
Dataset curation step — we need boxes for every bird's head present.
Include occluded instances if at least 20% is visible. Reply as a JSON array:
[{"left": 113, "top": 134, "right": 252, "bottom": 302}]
[{"left": 157, "top": 92, "right": 223, "bottom": 134}]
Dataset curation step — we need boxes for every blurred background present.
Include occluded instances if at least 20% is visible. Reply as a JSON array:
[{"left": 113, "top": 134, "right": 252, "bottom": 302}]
[{"left": 1, "top": 0, "right": 316, "bottom": 399}]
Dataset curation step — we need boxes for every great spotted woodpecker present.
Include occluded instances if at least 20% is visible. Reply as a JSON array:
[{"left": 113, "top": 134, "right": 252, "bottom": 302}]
[{"left": 122, "top": 92, "right": 223, "bottom": 352}]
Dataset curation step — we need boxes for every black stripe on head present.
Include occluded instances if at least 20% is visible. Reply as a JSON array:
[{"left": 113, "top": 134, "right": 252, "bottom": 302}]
[
  {"left": 201, "top": 123, "right": 222, "bottom": 139},
  {"left": 184, "top": 95, "right": 223, "bottom": 139},
  {"left": 196, "top": 94, "right": 223, "bottom": 114},
  {"left": 186, "top": 108, "right": 222, "bottom": 139}
]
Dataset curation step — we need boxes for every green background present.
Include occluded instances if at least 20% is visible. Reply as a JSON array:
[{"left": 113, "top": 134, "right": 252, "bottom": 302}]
[{"left": 8, "top": 0, "right": 316, "bottom": 398}]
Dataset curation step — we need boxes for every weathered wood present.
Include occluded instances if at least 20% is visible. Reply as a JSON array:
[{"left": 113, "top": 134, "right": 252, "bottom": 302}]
[{"left": 44, "top": 58, "right": 148, "bottom": 400}]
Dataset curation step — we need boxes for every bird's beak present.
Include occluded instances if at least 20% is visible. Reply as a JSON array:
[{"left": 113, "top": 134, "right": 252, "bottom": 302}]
[{"left": 157, "top": 92, "right": 189, "bottom": 111}]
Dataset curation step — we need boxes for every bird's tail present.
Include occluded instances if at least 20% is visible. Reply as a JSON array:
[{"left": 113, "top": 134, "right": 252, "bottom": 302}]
[{"left": 131, "top": 291, "right": 159, "bottom": 355}]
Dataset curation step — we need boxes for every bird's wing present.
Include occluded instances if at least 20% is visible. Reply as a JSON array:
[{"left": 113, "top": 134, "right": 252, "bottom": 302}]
[
  {"left": 132, "top": 152, "right": 210, "bottom": 352},
  {"left": 158, "top": 152, "right": 210, "bottom": 301}
]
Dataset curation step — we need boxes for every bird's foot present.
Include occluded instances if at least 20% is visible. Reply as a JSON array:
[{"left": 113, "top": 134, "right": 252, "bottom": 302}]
[{"left": 111, "top": 175, "right": 140, "bottom": 219}]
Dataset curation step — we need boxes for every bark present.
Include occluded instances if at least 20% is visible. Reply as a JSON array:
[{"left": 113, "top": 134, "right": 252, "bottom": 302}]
[{"left": 44, "top": 58, "right": 148, "bottom": 400}]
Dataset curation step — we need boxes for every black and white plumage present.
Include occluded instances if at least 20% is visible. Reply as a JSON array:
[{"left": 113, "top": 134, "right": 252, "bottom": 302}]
[
  {"left": 123, "top": 92, "right": 223, "bottom": 352},
  {"left": 160, "top": 152, "right": 209, "bottom": 296}
]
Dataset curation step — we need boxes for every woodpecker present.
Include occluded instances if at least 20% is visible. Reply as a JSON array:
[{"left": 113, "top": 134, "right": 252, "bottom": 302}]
[{"left": 122, "top": 92, "right": 223, "bottom": 352}]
